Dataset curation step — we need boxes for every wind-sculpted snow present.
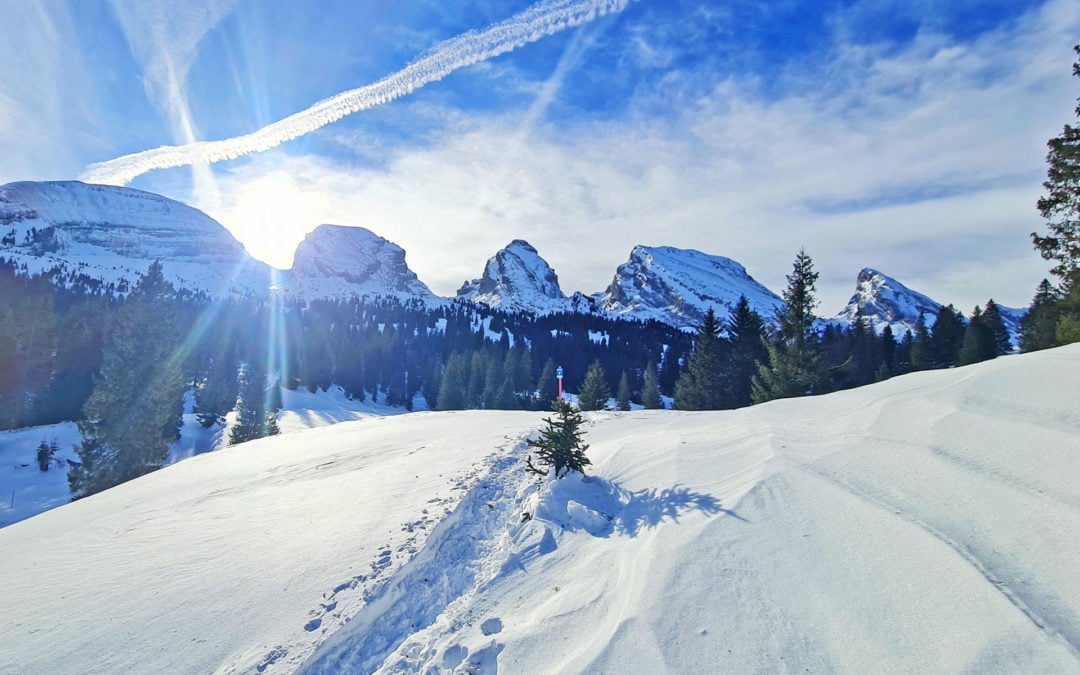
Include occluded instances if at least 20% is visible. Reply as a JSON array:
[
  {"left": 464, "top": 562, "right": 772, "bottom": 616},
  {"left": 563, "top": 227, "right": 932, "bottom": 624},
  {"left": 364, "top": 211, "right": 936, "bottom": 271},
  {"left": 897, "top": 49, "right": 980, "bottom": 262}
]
[
  {"left": 2, "top": 346, "right": 1077, "bottom": 673},
  {"left": 457, "top": 239, "right": 581, "bottom": 315},
  {"left": 80, "top": 0, "right": 637, "bottom": 185},
  {"left": 595, "top": 244, "right": 785, "bottom": 329}
]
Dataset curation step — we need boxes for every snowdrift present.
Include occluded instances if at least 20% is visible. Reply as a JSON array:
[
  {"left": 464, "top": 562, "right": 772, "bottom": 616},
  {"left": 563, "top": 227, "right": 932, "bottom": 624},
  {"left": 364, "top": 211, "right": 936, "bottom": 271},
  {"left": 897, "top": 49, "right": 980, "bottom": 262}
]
[{"left": 1, "top": 346, "right": 1079, "bottom": 674}]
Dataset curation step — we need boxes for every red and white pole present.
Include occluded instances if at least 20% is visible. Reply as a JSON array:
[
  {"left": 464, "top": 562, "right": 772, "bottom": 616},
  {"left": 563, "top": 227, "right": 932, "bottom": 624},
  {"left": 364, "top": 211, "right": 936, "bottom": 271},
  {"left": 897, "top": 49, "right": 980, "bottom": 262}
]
[{"left": 556, "top": 365, "right": 564, "bottom": 401}]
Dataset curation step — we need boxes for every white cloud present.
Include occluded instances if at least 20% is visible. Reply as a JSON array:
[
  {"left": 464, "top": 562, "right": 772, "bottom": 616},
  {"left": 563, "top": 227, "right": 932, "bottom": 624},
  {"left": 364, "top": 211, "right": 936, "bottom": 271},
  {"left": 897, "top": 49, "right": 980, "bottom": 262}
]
[{"left": 200, "top": 0, "right": 1078, "bottom": 312}]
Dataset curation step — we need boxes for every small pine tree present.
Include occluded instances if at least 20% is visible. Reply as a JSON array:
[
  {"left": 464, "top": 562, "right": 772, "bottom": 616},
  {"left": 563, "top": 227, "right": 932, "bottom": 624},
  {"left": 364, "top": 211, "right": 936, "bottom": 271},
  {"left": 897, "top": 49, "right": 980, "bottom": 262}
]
[
  {"left": 959, "top": 306, "right": 994, "bottom": 365},
  {"left": 641, "top": 362, "right": 662, "bottom": 409},
  {"left": 230, "top": 362, "right": 268, "bottom": 445},
  {"left": 725, "top": 296, "right": 767, "bottom": 407},
  {"left": 616, "top": 370, "right": 632, "bottom": 411},
  {"left": 577, "top": 360, "right": 611, "bottom": 411},
  {"left": 36, "top": 438, "right": 58, "bottom": 472},
  {"left": 525, "top": 400, "right": 591, "bottom": 479},
  {"left": 266, "top": 378, "right": 282, "bottom": 436},
  {"left": 928, "top": 305, "right": 965, "bottom": 367}
]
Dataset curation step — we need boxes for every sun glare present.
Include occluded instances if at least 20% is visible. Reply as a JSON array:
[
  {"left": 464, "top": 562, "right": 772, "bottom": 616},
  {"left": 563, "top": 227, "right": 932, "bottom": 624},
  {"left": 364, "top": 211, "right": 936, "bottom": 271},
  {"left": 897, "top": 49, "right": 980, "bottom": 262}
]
[{"left": 222, "top": 171, "right": 315, "bottom": 269}]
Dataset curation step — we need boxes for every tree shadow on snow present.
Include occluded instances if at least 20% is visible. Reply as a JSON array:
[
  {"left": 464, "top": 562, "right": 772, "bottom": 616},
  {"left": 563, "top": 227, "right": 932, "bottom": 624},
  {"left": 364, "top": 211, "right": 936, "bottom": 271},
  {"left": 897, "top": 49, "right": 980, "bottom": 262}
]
[{"left": 615, "top": 484, "right": 748, "bottom": 536}]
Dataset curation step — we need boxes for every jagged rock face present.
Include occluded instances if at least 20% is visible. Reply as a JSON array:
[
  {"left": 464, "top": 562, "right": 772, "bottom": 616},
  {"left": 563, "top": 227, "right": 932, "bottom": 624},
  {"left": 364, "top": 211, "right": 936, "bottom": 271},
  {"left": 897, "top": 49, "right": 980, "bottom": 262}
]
[
  {"left": 833, "top": 268, "right": 942, "bottom": 336},
  {"left": 457, "top": 240, "right": 578, "bottom": 314},
  {"left": 594, "top": 245, "right": 784, "bottom": 329},
  {"left": 289, "top": 224, "right": 436, "bottom": 300},
  {"left": 0, "top": 180, "right": 269, "bottom": 295}
]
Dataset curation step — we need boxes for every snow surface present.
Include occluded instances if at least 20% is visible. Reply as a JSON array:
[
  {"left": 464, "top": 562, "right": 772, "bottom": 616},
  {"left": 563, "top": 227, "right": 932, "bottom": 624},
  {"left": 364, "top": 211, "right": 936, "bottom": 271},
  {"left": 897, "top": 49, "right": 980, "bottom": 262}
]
[
  {"left": 0, "top": 386, "right": 410, "bottom": 528},
  {"left": 593, "top": 245, "right": 785, "bottom": 329},
  {"left": 457, "top": 240, "right": 579, "bottom": 315},
  {"left": 2, "top": 345, "right": 1078, "bottom": 673}
]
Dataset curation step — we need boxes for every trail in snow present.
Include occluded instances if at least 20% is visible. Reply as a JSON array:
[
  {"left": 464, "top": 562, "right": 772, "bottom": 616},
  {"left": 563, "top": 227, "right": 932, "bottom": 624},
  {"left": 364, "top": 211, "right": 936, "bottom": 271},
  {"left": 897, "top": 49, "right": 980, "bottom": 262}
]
[{"left": 81, "top": 0, "right": 636, "bottom": 185}]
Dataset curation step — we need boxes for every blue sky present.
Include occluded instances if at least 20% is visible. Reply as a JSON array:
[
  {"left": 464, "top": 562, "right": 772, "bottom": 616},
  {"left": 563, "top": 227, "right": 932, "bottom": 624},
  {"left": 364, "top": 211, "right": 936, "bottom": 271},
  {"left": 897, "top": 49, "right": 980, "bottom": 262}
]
[{"left": 1, "top": 0, "right": 1076, "bottom": 311}]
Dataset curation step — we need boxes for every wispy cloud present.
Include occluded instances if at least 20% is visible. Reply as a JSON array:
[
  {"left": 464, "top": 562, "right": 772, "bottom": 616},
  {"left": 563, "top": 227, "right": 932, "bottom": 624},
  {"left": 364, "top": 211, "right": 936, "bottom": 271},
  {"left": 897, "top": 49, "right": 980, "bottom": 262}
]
[{"left": 81, "top": 0, "right": 638, "bottom": 186}]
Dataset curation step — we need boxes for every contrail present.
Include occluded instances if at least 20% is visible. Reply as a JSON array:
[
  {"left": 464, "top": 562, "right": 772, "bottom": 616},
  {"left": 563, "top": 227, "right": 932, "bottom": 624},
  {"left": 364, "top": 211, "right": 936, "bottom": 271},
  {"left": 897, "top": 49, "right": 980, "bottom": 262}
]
[{"left": 82, "top": 0, "right": 635, "bottom": 186}]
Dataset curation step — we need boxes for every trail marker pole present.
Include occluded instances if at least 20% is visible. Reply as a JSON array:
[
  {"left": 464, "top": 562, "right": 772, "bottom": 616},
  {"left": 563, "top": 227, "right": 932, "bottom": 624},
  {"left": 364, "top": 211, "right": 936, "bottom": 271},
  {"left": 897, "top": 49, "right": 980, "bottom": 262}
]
[{"left": 556, "top": 366, "right": 564, "bottom": 401}]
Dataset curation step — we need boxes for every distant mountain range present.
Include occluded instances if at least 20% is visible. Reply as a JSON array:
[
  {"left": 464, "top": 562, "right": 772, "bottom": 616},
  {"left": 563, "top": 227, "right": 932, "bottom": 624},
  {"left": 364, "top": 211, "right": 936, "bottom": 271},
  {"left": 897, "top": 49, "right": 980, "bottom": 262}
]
[{"left": 1, "top": 180, "right": 1025, "bottom": 340}]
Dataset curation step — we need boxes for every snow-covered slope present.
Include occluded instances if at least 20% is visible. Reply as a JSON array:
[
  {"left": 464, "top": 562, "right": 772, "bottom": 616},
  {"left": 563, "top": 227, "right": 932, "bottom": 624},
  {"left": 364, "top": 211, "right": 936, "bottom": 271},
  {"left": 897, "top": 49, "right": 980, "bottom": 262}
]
[
  {"left": 457, "top": 240, "right": 579, "bottom": 315},
  {"left": 286, "top": 224, "right": 439, "bottom": 302},
  {"left": 594, "top": 245, "right": 785, "bottom": 329},
  {"left": 0, "top": 180, "right": 271, "bottom": 295},
  {"left": 831, "top": 267, "right": 942, "bottom": 335},
  {"left": 0, "top": 386, "right": 413, "bottom": 528},
  {"left": 3, "top": 345, "right": 1078, "bottom": 673}
]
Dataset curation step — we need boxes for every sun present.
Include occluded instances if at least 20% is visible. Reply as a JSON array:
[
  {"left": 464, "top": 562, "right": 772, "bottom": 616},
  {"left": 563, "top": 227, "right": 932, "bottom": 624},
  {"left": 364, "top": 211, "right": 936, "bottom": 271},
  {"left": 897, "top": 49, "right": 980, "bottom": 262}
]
[{"left": 220, "top": 171, "right": 316, "bottom": 269}]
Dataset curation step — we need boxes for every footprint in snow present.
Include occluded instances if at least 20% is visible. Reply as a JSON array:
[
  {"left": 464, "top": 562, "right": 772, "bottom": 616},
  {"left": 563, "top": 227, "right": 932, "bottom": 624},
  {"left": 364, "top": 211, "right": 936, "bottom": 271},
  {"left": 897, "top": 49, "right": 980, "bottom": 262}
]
[{"left": 480, "top": 617, "right": 503, "bottom": 636}]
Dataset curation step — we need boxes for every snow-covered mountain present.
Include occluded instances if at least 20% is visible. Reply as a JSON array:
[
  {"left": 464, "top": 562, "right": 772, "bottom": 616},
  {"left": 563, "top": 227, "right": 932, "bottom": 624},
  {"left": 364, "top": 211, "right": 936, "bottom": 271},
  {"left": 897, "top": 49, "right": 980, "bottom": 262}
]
[
  {"left": 2, "top": 345, "right": 1078, "bottom": 673},
  {"left": 0, "top": 181, "right": 271, "bottom": 295},
  {"left": 285, "top": 224, "right": 439, "bottom": 302},
  {"left": 829, "top": 267, "right": 1026, "bottom": 344},
  {"left": 593, "top": 245, "right": 785, "bottom": 329},
  {"left": 456, "top": 240, "right": 579, "bottom": 314},
  {"left": 831, "top": 268, "right": 942, "bottom": 336}
]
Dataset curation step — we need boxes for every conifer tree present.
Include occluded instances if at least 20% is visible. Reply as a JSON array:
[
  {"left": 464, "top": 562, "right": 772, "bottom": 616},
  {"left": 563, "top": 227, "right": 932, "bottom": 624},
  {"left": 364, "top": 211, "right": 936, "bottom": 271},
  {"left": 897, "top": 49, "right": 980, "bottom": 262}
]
[
  {"left": 1020, "top": 280, "right": 1063, "bottom": 351},
  {"left": 752, "top": 250, "right": 824, "bottom": 403},
  {"left": 495, "top": 376, "right": 520, "bottom": 410},
  {"left": 641, "top": 361, "right": 662, "bottom": 409},
  {"left": 910, "top": 314, "right": 931, "bottom": 370},
  {"left": 928, "top": 305, "right": 965, "bottom": 367},
  {"left": 525, "top": 400, "right": 591, "bottom": 479},
  {"left": 266, "top": 378, "right": 282, "bottom": 436},
  {"left": 537, "top": 358, "right": 559, "bottom": 405},
  {"left": 577, "top": 360, "right": 611, "bottom": 411},
  {"left": 616, "top": 370, "right": 632, "bottom": 411},
  {"left": 725, "top": 296, "right": 767, "bottom": 407},
  {"left": 982, "top": 300, "right": 1012, "bottom": 356},
  {"left": 436, "top": 353, "right": 468, "bottom": 410},
  {"left": 674, "top": 309, "right": 726, "bottom": 410},
  {"left": 959, "top": 306, "right": 994, "bottom": 365},
  {"left": 230, "top": 361, "right": 268, "bottom": 445},
  {"left": 36, "top": 438, "right": 58, "bottom": 472},
  {"left": 196, "top": 350, "right": 238, "bottom": 427},
  {"left": 70, "top": 261, "right": 184, "bottom": 499},
  {"left": 1032, "top": 45, "right": 1080, "bottom": 287}
]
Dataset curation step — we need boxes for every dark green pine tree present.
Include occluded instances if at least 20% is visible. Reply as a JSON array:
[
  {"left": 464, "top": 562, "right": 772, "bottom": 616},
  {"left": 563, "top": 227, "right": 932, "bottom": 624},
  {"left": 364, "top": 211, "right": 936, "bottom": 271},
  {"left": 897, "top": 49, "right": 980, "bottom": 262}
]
[
  {"left": 495, "top": 376, "right": 520, "bottom": 410},
  {"left": 910, "top": 314, "right": 931, "bottom": 370},
  {"left": 674, "top": 309, "right": 726, "bottom": 410},
  {"left": 1020, "top": 279, "right": 1063, "bottom": 351},
  {"left": 1032, "top": 45, "right": 1080, "bottom": 345},
  {"left": 928, "top": 305, "right": 965, "bottom": 367},
  {"left": 959, "top": 306, "right": 994, "bottom": 365},
  {"left": 525, "top": 399, "right": 591, "bottom": 479},
  {"left": 230, "top": 361, "right": 269, "bottom": 445},
  {"left": 616, "top": 370, "right": 632, "bottom": 411},
  {"left": 1032, "top": 45, "right": 1080, "bottom": 287},
  {"left": 577, "top": 360, "right": 611, "bottom": 411},
  {"left": 537, "top": 358, "right": 559, "bottom": 406},
  {"left": 725, "top": 296, "right": 767, "bottom": 408},
  {"left": 196, "top": 350, "right": 239, "bottom": 427},
  {"left": 436, "top": 352, "right": 469, "bottom": 410},
  {"left": 982, "top": 300, "right": 1012, "bottom": 356},
  {"left": 641, "top": 361, "right": 663, "bottom": 409},
  {"left": 70, "top": 261, "right": 184, "bottom": 499},
  {"left": 752, "top": 249, "right": 825, "bottom": 403}
]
